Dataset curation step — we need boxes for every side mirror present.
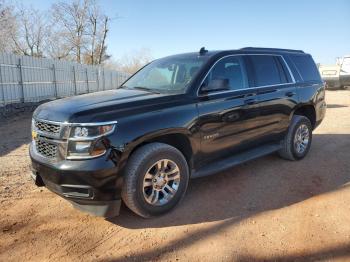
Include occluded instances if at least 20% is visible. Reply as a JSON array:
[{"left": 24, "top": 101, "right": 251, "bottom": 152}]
[{"left": 201, "top": 79, "right": 229, "bottom": 92}]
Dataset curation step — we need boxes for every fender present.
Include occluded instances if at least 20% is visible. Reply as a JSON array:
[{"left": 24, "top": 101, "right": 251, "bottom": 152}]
[{"left": 114, "top": 127, "right": 199, "bottom": 174}]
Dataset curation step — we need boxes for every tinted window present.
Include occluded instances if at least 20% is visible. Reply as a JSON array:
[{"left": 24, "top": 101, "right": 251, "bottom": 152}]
[
  {"left": 290, "top": 55, "right": 321, "bottom": 82},
  {"left": 275, "top": 57, "right": 291, "bottom": 83},
  {"left": 249, "top": 55, "right": 287, "bottom": 86},
  {"left": 201, "top": 56, "right": 248, "bottom": 92}
]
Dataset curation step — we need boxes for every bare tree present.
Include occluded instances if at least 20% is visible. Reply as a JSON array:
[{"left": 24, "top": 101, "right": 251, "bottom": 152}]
[
  {"left": 45, "top": 31, "right": 75, "bottom": 60},
  {"left": 1, "top": 0, "right": 113, "bottom": 66},
  {"left": 51, "top": 0, "right": 110, "bottom": 64},
  {"left": 10, "top": 4, "right": 49, "bottom": 57},
  {"left": 87, "top": 2, "right": 98, "bottom": 64},
  {"left": 106, "top": 48, "right": 153, "bottom": 74},
  {"left": 97, "top": 15, "right": 110, "bottom": 64},
  {"left": 0, "top": 0, "right": 16, "bottom": 53},
  {"left": 51, "top": 0, "right": 90, "bottom": 63},
  {"left": 83, "top": 2, "right": 111, "bottom": 65}
]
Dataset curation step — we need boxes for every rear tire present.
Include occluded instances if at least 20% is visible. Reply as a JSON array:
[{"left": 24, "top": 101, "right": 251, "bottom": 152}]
[
  {"left": 122, "top": 143, "right": 189, "bottom": 218},
  {"left": 278, "top": 115, "right": 312, "bottom": 161}
]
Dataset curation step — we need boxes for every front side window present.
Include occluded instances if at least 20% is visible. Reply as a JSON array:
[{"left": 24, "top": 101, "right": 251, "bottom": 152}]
[
  {"left": 121, "top": 55, "right": 208, "bottom": 94},
  {"left": 200, "top": 56, "right": 248, "bottom": 93},
  {"left": 249, "top": 55, "right": 287, "bottom": 87}
]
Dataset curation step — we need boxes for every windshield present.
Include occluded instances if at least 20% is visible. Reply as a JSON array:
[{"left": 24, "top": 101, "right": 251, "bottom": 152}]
[{"left": 121, "top": 55, "right": 208, "bottom": 94}]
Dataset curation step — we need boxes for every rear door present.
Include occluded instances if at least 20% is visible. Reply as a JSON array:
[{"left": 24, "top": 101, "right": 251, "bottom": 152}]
[{"left": 246, "top": 54, "right": 298, "bottom": 142}]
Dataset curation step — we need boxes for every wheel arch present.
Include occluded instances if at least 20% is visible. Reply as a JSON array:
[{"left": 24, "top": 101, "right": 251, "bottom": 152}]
[
  {"left": 293, "top": 104, "right": 316, "bottom": 129},
  {"left": 118, "top": 129, "right": 195, "bottom": 173}
]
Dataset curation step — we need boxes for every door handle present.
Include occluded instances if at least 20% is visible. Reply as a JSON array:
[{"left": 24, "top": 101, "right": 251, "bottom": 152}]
[
  {"left": 285, "top": 91, "right": 296, "bottom": 97},
  {"left": 259, "top": 89, "right": 277, "bottom": 95},
  {"left": 244, "top": 98, "right": 258, "bottom": 105},
  {"left": 244, "top": 92, "right": 257, "bottom": 98}
]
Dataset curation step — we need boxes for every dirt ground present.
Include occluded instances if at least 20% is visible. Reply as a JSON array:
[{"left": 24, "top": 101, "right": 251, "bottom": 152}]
[{"left": 0, "top": 90, "right": 350, "bottom": 262}]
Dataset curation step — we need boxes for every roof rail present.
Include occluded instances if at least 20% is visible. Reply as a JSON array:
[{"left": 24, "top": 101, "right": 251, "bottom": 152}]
[{"left": 240, "top": 47, "right": 305, "bottom": 54}]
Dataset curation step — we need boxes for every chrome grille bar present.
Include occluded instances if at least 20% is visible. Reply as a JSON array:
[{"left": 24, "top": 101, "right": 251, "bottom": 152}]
[
  {"left": 35, "top": 120, "right": 61, "bottom": 134},
  {"left": 35, "top": 139, "right": 58, "bottom": 159}
]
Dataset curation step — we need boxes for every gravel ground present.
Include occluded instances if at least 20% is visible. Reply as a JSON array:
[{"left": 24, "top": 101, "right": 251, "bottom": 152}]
[{"left": 0, "top": 90, "right": 350, "bottom": 262}]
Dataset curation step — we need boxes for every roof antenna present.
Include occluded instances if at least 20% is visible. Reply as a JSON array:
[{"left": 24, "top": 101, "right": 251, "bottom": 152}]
[{"left": 199, "top": 47, "right": 208, "bottom": 55}]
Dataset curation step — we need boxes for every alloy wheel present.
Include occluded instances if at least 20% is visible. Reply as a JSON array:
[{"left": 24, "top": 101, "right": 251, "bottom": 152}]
[
  {"left": 142, "top": 159, "right": 181, "bottom": 206},
  {"left": 294, "top": 124, "right": 310, "bottom": 154}
]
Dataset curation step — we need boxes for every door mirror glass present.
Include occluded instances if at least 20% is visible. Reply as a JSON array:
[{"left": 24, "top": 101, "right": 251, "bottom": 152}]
[{"left": 201, "top": 79, "right": 230, "bottom": 92}]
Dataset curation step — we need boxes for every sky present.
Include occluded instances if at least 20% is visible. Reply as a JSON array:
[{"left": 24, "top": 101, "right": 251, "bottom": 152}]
[{"left": 24, "top": 0, "right": 350, "bottom": 64}]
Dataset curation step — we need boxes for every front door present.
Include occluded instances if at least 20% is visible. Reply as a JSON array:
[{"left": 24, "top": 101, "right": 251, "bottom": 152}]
[{"left": 196, "top": 55, "right": 260, "bottom": 166}]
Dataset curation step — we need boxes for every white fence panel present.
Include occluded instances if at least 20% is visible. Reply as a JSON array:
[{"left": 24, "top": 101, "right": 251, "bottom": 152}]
[{"left": 0, "top": 53, "right": 130, "bottom": 106}]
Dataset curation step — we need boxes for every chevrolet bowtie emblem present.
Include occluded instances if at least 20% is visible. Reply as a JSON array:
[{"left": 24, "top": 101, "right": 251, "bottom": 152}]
[{"left": 32, "top": 130, "right": 37, "bottom": 140}]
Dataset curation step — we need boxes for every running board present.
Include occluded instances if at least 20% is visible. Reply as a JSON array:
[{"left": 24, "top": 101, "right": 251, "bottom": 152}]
[{"left": 191, "top": 143, "right": 282, "bottom": 179}]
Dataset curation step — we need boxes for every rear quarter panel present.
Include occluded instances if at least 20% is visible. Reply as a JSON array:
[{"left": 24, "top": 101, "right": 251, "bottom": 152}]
[
  {"left": 296, "top": 81, "right": 326, "bottom": 127},
  {"left": 284, "top": 54, "right": 326, "bottom": 127}
]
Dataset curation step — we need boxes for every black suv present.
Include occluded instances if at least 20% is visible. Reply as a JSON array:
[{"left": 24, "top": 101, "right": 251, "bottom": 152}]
[{"left": 30, "top": 47, "right": 326, "bottom": 218}]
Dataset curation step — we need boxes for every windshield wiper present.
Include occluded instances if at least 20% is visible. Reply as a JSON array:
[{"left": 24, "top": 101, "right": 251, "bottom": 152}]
[{"left": 132, "top": 86, "right": 161, "bottom": 94}]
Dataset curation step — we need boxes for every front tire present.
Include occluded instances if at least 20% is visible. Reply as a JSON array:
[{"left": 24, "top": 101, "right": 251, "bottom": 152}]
[
  {"left": 278, "top": 115, "right": 313, "bottom": 161},
  {"left": 122, "top": 143, "right": 189, "bottom": 218}
]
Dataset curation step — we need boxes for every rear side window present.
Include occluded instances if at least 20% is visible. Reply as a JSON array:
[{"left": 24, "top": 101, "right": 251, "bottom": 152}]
[
  {"left": 248, "top": 55, "right": 289, "bottom": 86},
  {"left": 289, "top": 55, "right": 321, "bottom": 82}
]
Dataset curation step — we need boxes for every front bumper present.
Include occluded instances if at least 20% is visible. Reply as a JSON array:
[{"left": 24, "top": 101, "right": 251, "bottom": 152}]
[{"left": 30, "top": 144, "right": 123, "bottom": 217}]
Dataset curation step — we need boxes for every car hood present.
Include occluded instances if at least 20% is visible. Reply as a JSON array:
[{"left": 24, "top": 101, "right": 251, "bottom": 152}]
[{"left": 33, "top": 88, "right": 172, "bottom": 123}]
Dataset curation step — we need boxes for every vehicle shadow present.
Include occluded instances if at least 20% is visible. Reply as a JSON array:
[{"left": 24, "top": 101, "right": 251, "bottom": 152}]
[
  {"left": 235, "top": 242, "right": 350, "bottom": 262},
  {"left": 110, "top": 133, "right": 350, "bottom": 229},
  {"left": 327, "top": 104, "right": 348, "bottom": 108},
  {"left": 0, "top": 111, "right": 32, "bottom": 157}
]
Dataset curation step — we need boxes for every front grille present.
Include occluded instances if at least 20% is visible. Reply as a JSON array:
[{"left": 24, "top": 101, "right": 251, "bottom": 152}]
[
  {"left": 35, "top": 139, "right": 58, "bottom": 159},
  {"left": 35, "top": 120, "right": 61, "bottom": 135}
]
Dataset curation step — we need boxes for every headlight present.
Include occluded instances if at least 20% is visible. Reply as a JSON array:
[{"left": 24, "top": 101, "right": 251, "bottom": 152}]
[
  {"left": 71, "top": 124, "right": 115, "bottom": 139},
  {"left": 67, "top": 124, "right": 115, "bottom": 159}
]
